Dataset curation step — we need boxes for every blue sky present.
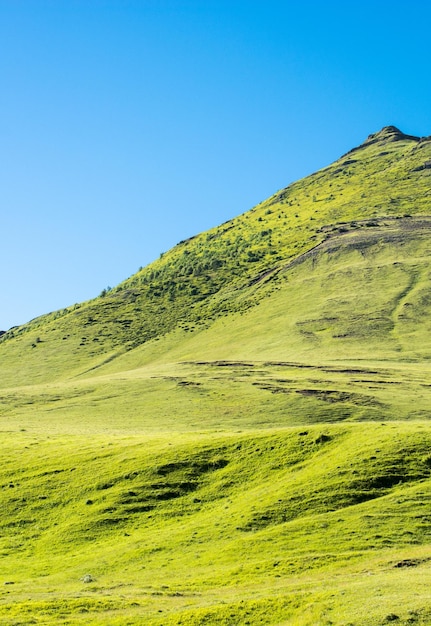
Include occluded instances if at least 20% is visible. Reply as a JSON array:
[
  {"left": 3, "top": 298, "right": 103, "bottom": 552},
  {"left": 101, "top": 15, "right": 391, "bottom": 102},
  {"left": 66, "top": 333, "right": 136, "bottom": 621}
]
[{"left": 1, "top": 0, "right": 430, "bottom": 330}]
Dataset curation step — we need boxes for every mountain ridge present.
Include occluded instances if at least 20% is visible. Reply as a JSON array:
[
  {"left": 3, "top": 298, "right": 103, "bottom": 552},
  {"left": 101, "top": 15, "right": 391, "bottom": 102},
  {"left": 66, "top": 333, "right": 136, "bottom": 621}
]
[
  {"left": 2, "top": 125, "right": 431, "bottom": 383},
  {"left": 2, "top": 127, "right": 428, "bottom": 331}
]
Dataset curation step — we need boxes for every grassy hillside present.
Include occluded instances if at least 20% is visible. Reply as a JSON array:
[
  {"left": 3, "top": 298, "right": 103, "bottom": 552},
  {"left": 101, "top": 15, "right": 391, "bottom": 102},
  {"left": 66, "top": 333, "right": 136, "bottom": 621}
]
[
  {"left": 2, "top": 126, "right": 431, "bottom": 625},
  {"left": 1, "top": 125, "right": 431, "bottom": 385},
  {"left": 3, "top": 214, "right": 431, "bottom": 433}
]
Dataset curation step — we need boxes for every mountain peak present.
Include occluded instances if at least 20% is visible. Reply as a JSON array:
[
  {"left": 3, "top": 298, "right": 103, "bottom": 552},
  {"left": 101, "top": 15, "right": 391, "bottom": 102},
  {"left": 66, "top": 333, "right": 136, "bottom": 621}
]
[
  {"left": 341, "top": 125, "right": 421, "bottom": 159},
  {"left": 364, "top": 125, "right": 420, "bottom": 145}
]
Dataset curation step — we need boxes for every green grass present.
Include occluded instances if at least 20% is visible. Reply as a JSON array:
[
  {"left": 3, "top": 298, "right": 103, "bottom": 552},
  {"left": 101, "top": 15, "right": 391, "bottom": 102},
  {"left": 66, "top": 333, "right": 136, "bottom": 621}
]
[
  {"left": 2, "top": 127, "right": 431, "bottom": 624},
  {"left": 2, "top": 424, "right": 431, "bottom": 624}
]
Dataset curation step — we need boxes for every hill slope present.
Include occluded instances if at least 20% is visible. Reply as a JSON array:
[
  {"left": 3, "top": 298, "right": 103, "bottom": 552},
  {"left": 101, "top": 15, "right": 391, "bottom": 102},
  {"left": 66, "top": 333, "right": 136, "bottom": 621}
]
[
  {"left": 1, "top": 125, "right": 431, "bottom": 386},
  {"left": 2, "top": 126, "right": 431, "bottom": 625}
]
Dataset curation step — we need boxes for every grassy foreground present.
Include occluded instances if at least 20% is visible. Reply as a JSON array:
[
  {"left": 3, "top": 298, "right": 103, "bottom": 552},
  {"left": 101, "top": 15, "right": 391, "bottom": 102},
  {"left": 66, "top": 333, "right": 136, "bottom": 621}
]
[{"left": 2, "top": 423, "right": 431, "bottom": 625}]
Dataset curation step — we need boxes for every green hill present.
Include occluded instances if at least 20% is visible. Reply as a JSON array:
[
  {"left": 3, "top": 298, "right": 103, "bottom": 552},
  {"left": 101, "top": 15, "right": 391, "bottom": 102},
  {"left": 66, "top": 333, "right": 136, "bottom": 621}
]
[{"left": 1, "top": 126, "right": 431, "bottom": 625}]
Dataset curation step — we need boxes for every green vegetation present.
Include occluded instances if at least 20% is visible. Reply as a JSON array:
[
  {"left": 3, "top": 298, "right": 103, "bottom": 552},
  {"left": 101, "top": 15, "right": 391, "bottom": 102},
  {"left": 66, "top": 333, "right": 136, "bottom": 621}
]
[{"left": 1, "top": 126, "right": 431, "bottom": 624}]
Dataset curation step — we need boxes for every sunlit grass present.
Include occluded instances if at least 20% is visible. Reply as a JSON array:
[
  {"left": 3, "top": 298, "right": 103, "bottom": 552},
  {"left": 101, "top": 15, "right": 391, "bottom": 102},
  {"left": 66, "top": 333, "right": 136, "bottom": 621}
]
[{"left": 2, "top": 424, "right": 431, "bottom": 624}]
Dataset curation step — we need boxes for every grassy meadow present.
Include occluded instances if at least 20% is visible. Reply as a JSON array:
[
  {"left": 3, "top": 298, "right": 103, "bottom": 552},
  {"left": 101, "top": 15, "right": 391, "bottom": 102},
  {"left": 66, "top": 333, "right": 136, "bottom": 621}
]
[
  {"left": 2, "top": 127, "right": 431, "bottom": 624},
  {"left": 2, "top": 423, "right": 431, "bottom": 625}
]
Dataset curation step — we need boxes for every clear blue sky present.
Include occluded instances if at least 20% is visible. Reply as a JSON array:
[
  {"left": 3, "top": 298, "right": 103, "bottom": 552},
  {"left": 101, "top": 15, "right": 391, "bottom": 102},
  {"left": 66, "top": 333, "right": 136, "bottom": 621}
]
[{"left": 1, "top": 0, "right": 430, "bottom": 330}]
